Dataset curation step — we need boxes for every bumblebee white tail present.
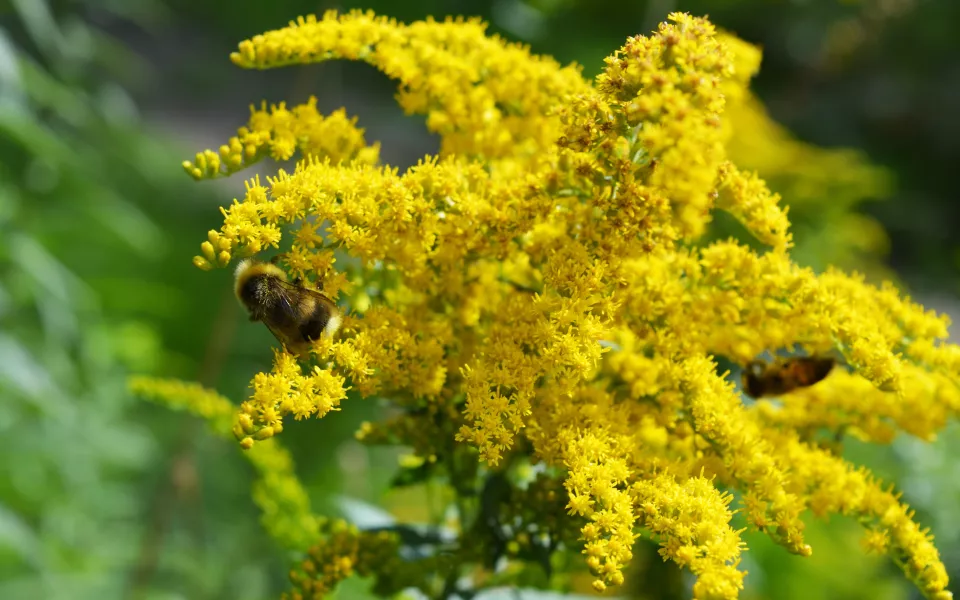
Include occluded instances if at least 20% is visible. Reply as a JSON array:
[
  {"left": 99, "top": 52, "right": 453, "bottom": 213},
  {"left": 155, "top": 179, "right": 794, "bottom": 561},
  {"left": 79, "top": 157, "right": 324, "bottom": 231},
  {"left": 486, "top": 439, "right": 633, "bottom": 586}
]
[{"left": 323, "top": 312, "right": 343, "bottom": 337}]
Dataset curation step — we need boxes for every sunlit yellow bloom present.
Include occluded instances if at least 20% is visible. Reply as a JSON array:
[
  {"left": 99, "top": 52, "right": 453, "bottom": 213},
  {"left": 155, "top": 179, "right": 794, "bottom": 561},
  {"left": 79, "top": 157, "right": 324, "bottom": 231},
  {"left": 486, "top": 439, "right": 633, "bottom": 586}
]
[
  {"left": 231, "top": 9, "right": 588, "bottom": 166},
  {"left": 632, "top": 473, "right": 746, "bottom": 600},
  {"left": 715, "top": 162, "right": 792, "bottom": 252},
  {"left": 183, "top": 99, "right": 379, "bottom": 181},
  {"left": 235, "top": 349, "right": 348, "bottom": 444},
  {"left": 769, "top": 431, "right": 952, "bottom": 599},
  {"left": 159, "top": 9, "right": 960, "bottom": 599}
]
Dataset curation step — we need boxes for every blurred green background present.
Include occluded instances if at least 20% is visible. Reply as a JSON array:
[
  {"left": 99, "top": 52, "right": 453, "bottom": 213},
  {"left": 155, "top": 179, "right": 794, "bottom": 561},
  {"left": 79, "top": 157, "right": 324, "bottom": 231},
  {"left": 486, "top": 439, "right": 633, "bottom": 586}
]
[{"left": 0, "top": 0, "right": 957, "bottom": 598}]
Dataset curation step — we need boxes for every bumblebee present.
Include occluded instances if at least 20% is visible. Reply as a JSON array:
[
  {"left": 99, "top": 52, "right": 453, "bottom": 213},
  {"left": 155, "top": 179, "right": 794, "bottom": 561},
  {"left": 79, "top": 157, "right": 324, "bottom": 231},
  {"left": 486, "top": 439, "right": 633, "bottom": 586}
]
[
  {"left": 742, "top": 356, "right": 835, "bottom": 398},
  {"left": 234, "top": 259, "right": 342, "bottom": 356}
]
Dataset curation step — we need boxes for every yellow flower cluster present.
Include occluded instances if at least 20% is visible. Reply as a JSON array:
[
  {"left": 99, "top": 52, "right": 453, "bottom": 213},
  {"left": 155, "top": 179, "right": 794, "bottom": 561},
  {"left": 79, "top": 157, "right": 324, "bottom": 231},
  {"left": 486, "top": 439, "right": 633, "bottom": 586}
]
[
  {"left": 165, "top": 9, "right": 958, "bottom": 599},
  {"left": 231, "top": 11, "right": 588, "bottom": 166},
  {"left": 632, "top": 473, "right": 745, "bottom": 599},
  {"left": 184, "top": 100, "right": 379, "bottom": 182},
  {"left": 771, "top": 431, "right": 951, "bottom": 599},
  {"left": 235, "top": 349, "right": 348, "bottom": 448}
]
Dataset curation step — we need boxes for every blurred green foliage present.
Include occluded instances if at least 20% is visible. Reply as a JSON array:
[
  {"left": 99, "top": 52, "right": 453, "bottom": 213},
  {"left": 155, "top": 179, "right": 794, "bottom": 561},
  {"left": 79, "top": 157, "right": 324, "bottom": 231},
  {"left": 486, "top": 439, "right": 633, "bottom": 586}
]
[
  {"left": 0, "top": 0, "right": 957, "bottom": 598},
  {"left": 0, "top": 2, "right": 287, "bottom": 597}
]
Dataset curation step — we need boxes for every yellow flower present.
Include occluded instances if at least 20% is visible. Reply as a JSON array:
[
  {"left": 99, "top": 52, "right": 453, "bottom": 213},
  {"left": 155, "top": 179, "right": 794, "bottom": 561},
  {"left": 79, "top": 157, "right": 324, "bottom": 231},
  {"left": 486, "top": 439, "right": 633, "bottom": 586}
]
[
  {"left": 160, "top": 9, "right": 960, "bottom": 599},
  {"left": 633, "top": 473, "right": 746, "bottom": 600},
  {"left": 236, "top": 349, "right": 348, "bottom": 443},
  {"left": 183, "top": 99, "right": 379, "bottom": 182},
  {"left": 715, "top": 162, "right": 792, "bottom": 252},
  {"left": 231, "top": 10, "right": 588, "bottom": 166},
  {"left": 769, "top": 430, "right": 952, "bottom": 598}
]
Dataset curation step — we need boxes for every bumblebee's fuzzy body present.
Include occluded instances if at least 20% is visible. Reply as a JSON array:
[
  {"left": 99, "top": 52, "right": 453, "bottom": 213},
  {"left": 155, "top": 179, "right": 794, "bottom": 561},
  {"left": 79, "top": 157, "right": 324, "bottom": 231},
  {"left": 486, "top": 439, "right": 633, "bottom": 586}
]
[
  {"left": 742, "top": 356, "right": 835, "bottom": 398},
  {"left": 234, "top": 259, "right": 341, "bottom": 356}
]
